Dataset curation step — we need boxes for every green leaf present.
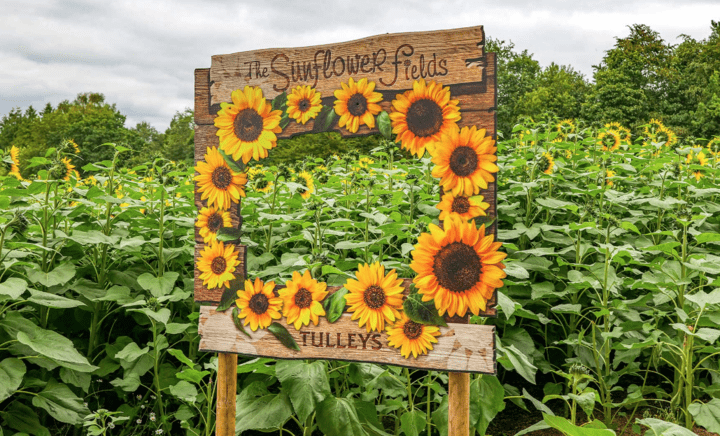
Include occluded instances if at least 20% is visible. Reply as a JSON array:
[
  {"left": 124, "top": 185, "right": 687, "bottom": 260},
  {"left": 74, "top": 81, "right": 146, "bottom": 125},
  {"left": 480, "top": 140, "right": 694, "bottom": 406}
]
[
  {"left": 551, "top": 304, "right": 582, "bottom": 313},
  {"left": 377, "top": 111, "right": 392, "bottom": 140},
  {"left": 543, "top": 413, "right": 615, "bottom": 436},
  {"left": 176, "top": 368, "right": 211, "bottom": 384},
  {"left": 167, "top": 348, "right": 195, "bottom": 368},
  {"left": 59, "top": 368, "right": 90, "bottom": 393},
  {"left": 169, "top": 380, "right": 198, "bottom": 403},
  {"left": 267, "top": 322, "right": 300, "bottom": 351},
  {"left": 216, "top": 227, "right": 242, "bottom": 242},
  {"left": 323, "top": 288, "right": 348, "bottom": 323},
  {"left": 688, "top": 399, "right": 720, "bottom": 433},
  {"left": 637, "top": 418, "right": 696, "bottom": 435},
  {"left": 15, "top": 328, "right": 96, "bottom": 372},
  {"left": 136, "top": 272, "right": 178, "bottom": 297},
  {"left": 336, "top": 240, "right": 374, "bottom": 250},
  {"left": 28, "top": 290, "right": 84, "bottom": 308},
  {"left": 271, "top": 91, "right": 288, "bottom": 111},
  {"left": 314, "top": 105, "right": 337, "bottom": 132},
  {"left": 403, "top": 292, "right": 447, "bottom": 327},
  {"left": 400, "top": 409, "right": 425, "bottom": 436},
  {"left": 218, "top": 147, "right": 244, "bottom": 173},
  {"left": 216, "top": 279, "right": 242, "bottom": 312},
  {"left": 32, "top": 379, "right": 89, "bottom": 425},
  {"left": 25, "top": 263, "right": 76, "bottom": 287},
  {"left": 109, "top": 373, "right": 141, "bottom": 392},
  {"left": 696, "top": 233, "right": 720, "bottom": 244},
  {"left": 535, "top": 197, "right": 579, "bottom": 212},
  {"left": 129, "top": 308, "right": 171, "bottom": 325},
  {"left": 165, "top": 323, "right": 192, "bottom": 335},
  {"left": 0, "top": 358, "right": 26, "bottom": 402},
  {"left": 115, "top": 342, "right": 150, "bottom": 363},
  {"left": 0, "top": 402, "right": 50, "bottom": 436},
  {"left": 236, "top": 382, "right": 293, "bottom": 433},
  {"left": 568, "top": 392, "right": 596, "bottom": 418},
  {"left": 501, "top": 344, "right": 537, "bottom": 384},
  {"left": 232, "top": 307, "right": 251, "bottom": 338},
  {"left": 276, "top": 360, "right": 331, "bottom": 422},
  {"left": 473, "top": 375, "right": 505, "bottom": 435},
  {"left": 316, "top": 396, "right": 368, "bottom": 436},
  {"left": 0, "top": 278, "right": 27, "bottom": 299}
]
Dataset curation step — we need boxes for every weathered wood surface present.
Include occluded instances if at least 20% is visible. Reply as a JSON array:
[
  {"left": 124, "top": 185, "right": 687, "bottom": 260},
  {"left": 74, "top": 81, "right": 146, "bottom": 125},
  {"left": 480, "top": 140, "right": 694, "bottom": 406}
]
[
  {"left": 198, "top": 306, "right": 496, "bottom": 374},
  {"left": 216, "top": 353, "right": 237, "bottom": 436}
]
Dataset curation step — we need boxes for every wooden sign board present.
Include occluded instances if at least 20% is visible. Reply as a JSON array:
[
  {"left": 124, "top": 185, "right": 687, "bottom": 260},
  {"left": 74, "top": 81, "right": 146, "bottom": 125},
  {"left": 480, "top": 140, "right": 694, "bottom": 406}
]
[{"left": 194, "top": 25, "right": 499, "bottom": 375}]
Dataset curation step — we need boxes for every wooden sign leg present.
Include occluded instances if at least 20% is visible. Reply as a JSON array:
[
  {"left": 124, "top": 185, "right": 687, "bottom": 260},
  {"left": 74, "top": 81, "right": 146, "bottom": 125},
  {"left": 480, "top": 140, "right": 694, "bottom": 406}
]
[
  {"left": 448, "top": 372, "right": 470, "bottom": 436},
  {"left": 217, "top": 353, "right": 237, "bottom": 436}
]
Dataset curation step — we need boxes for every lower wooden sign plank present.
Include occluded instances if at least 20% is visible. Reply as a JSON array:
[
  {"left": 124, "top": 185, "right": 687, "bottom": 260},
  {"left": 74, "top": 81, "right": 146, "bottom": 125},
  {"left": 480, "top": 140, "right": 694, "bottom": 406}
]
[{"left": 198, "top": 305, "right": 496, "bottom": 374}]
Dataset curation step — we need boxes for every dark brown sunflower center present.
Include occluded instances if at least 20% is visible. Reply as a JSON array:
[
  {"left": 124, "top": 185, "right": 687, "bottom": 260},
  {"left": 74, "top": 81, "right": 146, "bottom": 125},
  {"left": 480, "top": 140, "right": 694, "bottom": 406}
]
[
  {"left": 298, "top": 98, "right": 311, "bottom": 113},
  {"left": 207, "top": 213, "right": 224, "bottom": 232},
  {"left": 249, "top": 293, "right": 269, "bottom": 315},
  {"left": 449, "top": 146, "right": 479, "bottom": 177},
  {"left": 403, "top": 320, "right": 423, "bottom": 340},
  {"left": 347, "top": 94, "right": 368, "bottom": 117},
  {"left": 432, "top": 242, "right": 482, "bottom": 293},
  {"left": 211, "top": 166, "right": 232, "bottom": 189},
  {"left": 234, "top": 108, "right": 264, "bottom": 142},
  {"left": 406, "top": 99, "right": 444, "bottom": 138},
  {"left": 451, "top": 196, "right": 471, "bottom": 214},
  {"left": 363, "top": 285, "right": 386, "bottom": 309},
  {"left": 210, "top": 256, "right": 227, "bottom": 275},
  {"left": 294, "top": 288, "right": 313, "bottom": 308}
]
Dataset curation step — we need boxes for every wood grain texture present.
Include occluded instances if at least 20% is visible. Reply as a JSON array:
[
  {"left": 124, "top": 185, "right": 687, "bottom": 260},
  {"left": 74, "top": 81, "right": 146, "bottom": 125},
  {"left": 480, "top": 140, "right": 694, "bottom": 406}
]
[
  {"left": 448, "top": 372, "right": 471, "bottom": 436},
  {"left": 216, "top": 353, "right": 237, "bottom": 436},
  {"left": 198, "top": 306, "right": 495, "bottom": 374},
  {"left": 194, "top": 69, "right": 214, "bottom": 126}
]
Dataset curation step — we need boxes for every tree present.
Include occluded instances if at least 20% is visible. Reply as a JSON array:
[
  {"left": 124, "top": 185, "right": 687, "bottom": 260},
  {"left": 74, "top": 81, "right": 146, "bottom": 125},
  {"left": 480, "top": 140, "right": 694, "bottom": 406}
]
[
  {"left": 517, "top": 63, "right": 590, "bottom": 121},
  {"left": 127, "top": 121, "right": 165, "bottom": 167},
  {"left": 162, "top": 109, "right": 195, "bottom": 163}
]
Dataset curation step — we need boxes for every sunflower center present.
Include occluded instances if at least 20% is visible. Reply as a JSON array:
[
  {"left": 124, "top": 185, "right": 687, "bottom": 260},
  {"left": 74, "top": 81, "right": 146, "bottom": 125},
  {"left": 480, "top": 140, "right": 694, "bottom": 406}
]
[
  {"left": 210, "top": 256, "right": 227, "bottom": 275},
  {"left": 294, "top": 288, "right": 313, "bottom": 308},
  {"left": 211, "top": 166, "right": 232, "bottom": 189},
  {"left": 406, "top": 99, "right": 444, "bottom": 138},
  {"left": 207, "top": 213, "right": 224, "bottom": 232},
  {"left": 433, "top": 242, "right": 482, "bottom": 294},
  {"left": 451, "top": 196, "right": 471, "bottom": 214},
  {"left": 298, "top": 98, "right": 311, "bottom": 113},
  {"left": 233, "top": 108, "right": 264, "bottom": 142},
  {"left": 249, "top": 293, "right": 269, "bottom": 315},
  {"left": 449, "top": 146, "right": 478, "bottom": 177},
  {"left": 403, "top": 320, "right": 423, "bottom": 340},
  {"left": 347, "top": 94, "right": 368, "bottom": 117},
  {"left": 363, "top": 285, "right": 386, "bottom": 309}
]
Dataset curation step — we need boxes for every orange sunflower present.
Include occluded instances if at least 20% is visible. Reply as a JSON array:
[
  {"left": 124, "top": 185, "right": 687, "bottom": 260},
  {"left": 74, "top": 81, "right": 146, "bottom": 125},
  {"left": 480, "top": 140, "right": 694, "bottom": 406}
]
[
  {"left": 236, "top": 278, "right": 283, "bottom": 331},
  {"left": 386, "top": 313, "right": 441, "bottom": 359},
  {"left": 287, "top": 85, "right": 322, "bottom": 125},
  {"left": 279, "top": 270, "right": 328, "bottom": 330},
  {"left": 410, "top": 216, "right": 506, "bottom": 317},
  {"left": 214, "top": 86, "right": 283, "bottom": 163},
  {"left": 436, "top": 192, "right": 489, "bottom": 221},
  {"left": 389, "top": 79, "right": 461, "bottom": 157},
  {"left": 334, "top": 78, "right": 383, "bottom": 133},
  {"left": 430, "top": 126, "right": 498, "bottom": 197},
  {"left": 344, "top": 262, "right": 404, "bottom": 332},
  {"left": 9, "top": 146, "right": 22, "bottom": 180},
  {"left": 196, "top": 206, "right": 232, "bottom": 244},
  {"left": 598, "top": 130, "right": 620, "bottom": 152},
  {"left": 194, "top": 146, "right": 247, "bottom": 210},
  {"left": 296, "top": 171, "right": 314, "bottom": 200},
  {"left": 197, "top": 241, "right": 241, "bottom": 289}
]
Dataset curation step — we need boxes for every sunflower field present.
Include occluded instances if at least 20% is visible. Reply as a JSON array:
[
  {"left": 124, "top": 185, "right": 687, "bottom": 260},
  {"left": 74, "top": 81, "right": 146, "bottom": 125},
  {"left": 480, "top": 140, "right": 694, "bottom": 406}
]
[{"left": 0, "top": 117, "right": 720, "bottom": 436}]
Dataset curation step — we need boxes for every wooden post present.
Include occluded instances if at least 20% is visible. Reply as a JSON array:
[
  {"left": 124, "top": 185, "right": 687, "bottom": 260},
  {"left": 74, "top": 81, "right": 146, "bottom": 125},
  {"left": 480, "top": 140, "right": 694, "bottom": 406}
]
[
  {"left": 448, "top": 372, "right": 470, "bottom": 436},
  {"left": 216, "top": 353, "right": 237, "bottom": 436}
]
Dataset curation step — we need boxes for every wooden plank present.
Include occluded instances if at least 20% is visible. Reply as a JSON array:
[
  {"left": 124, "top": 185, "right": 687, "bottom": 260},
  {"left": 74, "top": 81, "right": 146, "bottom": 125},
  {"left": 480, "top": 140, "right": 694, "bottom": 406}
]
[
  {"left": 198, "top": 306, "right": 495, "bottom": 374},
  {"left": 448, "top": 372, "right": 470, "bottom": 436},
  {"left": 216, "top": 353, "right": 237, "bottom": 436},
  {"left": 194, "top": 68, "right": 214, "bottom": 126}
]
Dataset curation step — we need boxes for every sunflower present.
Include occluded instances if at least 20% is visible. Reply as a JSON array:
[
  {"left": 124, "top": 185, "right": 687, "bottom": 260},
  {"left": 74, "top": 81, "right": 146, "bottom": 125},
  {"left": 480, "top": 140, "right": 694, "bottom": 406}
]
[
  {"left": 296, "top": 171, "right": 314, "bottom": 200},
  {"left": 344, "top": 262, "right": 404, "bottom": 332},
  {"left": 436, "top": 192, "right": 488, "bottom": 221},
  {"left": 605, "top": 170, "right": 615, "bottom": 187},
  {"left": 236, "top": 278, "right": 283, "bottom": 331},
  {"left": 604, "top": 122, "right": 631, "bottom": 143},
  {"left": 708, "top": 137, "right": 720, "bottom": 156},
  {"left": 196, "top": 206, "right": 232, "bottom": 244},
  {"left": 539, "top": 152, "right": 554, "bottom": 174},
  {"left": 287, "top": 85, "right": 322, "bottom": 125},
  {"left": 333, "top": 78, "right": 383, "bottom": 133},
  {"left": 279, "top": 270, "right": 328, "bottom": 330},
  {"left": 254, "top": 178, "right": 274, "bottom": 194},
  {"left": 9, "top": 146, "right": 22, "bottom": 180},
  {"left": 214, "top": 86, "right": 283, "bottom": 164},
  {"left": 386, "top": 313, "right": 441, "bottom": 359},
  {"left": 61, "top": 157, "right": 75, "bottom": 181},
  {"left": 390, "top": 79, "right": 461, "bottom": 157},
  {"left": 598, "top": 130, "right": 620, "bottom": 152},
  {"left": 430, "top": 126, "right": 498, "bottom": 196},
  {"left": 643, "top": 118, "right": 665, "bottom": 137},
  {"left": 68, "top": 139, "right": 80, "bottom": 154},
  {"left": 554, "top": 119, "right": 575, "bottom": 142},
  {"left": 197, "top": 241, "right": 241, "bottom": 289},
  {"left": 410, "top": 216, "right": 506, "bottom": 317},
  {"left": 194, "top": 146, "right": 247, "bottom": 210}
]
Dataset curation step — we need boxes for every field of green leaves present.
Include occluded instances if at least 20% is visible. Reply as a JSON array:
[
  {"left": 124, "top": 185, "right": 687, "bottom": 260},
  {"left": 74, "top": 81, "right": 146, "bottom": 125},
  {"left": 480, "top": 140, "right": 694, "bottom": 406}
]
[{"left": 1, "top": 119, "right": 720, "bottom": 436}]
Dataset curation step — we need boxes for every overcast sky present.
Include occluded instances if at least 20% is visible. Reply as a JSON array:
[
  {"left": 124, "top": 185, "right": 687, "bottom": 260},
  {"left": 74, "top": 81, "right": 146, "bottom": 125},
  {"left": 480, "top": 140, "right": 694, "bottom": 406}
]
[{"left": 1, "top": 0, "right": 718, "bottom": 131}]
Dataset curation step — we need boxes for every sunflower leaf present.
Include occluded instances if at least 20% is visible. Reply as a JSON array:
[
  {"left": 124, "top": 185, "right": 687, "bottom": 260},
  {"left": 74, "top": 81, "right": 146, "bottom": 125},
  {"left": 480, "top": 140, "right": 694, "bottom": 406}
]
[
  {"left": 268, "top": 323, "right": 300, "bottom": 351},
  {"left": 377, "top": 111, "right": 392, "bottom": 140},
  {"left": 218, "top": 147, "right": 244, "bottom": 173},
  {"left": 216, "top": 278, "right": 243, "bottom": 312},
  {"left": 217, "top": 227, "right": 242, "bottom": 242},
  {"left": 279, "top": 113, "right": 290, "bottom": 129},
  {"left": 403, "top": 292, "right": 447, "bottom": 327},
  {"left": 271, "top": 91, "right": 287, "bottom": 111},
  {"left": 232, "top": 307, "right": 251, "bottom": 338},
  {"left": 323, "top": 288, "right": 349, "bottom": 323},
  {"left": 314, "top": 105, "right": 336, "bottom": 133}
]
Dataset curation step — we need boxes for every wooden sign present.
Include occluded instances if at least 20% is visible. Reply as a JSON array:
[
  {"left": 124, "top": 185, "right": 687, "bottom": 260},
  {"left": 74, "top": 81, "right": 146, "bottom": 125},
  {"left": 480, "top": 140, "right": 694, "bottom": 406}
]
[{"left": 193, "top": 25, "right": 501, "bottom": 376}]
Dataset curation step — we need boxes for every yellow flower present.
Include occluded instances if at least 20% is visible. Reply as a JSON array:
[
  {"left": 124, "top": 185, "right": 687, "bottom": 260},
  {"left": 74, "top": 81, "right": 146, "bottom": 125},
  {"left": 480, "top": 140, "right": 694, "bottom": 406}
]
[
  {"left": 604, "top": 122, "right": 631, "bottom": 143},
  {"left": 554, "top": 119, "right": 575, "bottom": 142},
  {"left": 197, "top": 241, "right": 241, "bottom": 289},
  {"left": 333, "top": 78, "right": 382, "bottom": 133},
  {"left": 390, "top": 79, "right": 461, "bottom": 157},
  {"left": 606, "top": 170, "right": 615, "bottom": 187},
  {"left": 344, "top": 262, "right": 404, "bottom": 332},
  {"left": 296, "top": 171, "right": 314, "bottom": 200},
  {"left": 287, "top": 85, "right": 322, "bottom": 125},
  {"left": 62, "top": 157, "right": 75, "bottom": 181},
  {"left": 194, "top": 146, "right": 247, "bottom": 210},
  {"left": 410, "top": 216, "right": 506, "bottom": 317},
  {"left": 540, "top": 152, "right": 554, "bottom": 174},
  {"left": 430, "top": 126, "right": 498, "bottom": 196},
  {"left": 279, "top": 270, "right": 328, "bottom": 330},
  {"left": 214, "top": 86, "right": 283, "bottom": 164},
  {"left": 386, "top": 313, "right": 441, "bottom": 359},
  {"left": 599, "top": 130, "right": 620, "bottom": 152},
  {"left": 236, "top": 278, "right": 283, "bottom": 331},
  {"left": 9, "top": 145, "right": 22, "bottom": 180},
  {"left": 196, "top": 206, "right": 232, "bottom": 244},
  {"left": 254, "top": 178, "right": 273, "bottom": 194},
  {"left": 436, "top": 193, "right": 488, "bottom": 221},
  {"left": 68, "top": 139, "right": 80, "bottom": 154}
]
